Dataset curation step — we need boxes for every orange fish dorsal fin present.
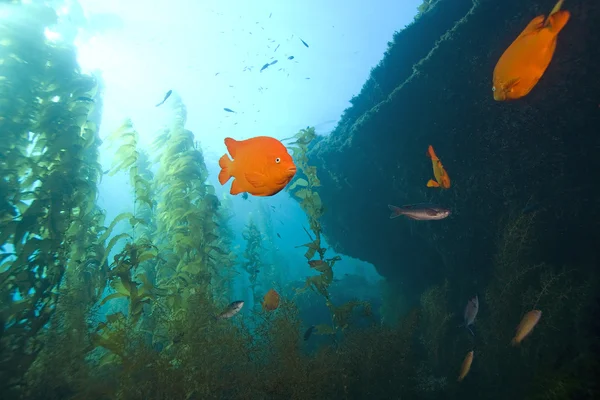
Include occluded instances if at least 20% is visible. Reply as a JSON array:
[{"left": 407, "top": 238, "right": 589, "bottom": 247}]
[
  {"left": 224, "top": 137, "right": 239, "bottom": 158},
  {"left": 427, "top": 179, "right": 440, "bottom": 188}
]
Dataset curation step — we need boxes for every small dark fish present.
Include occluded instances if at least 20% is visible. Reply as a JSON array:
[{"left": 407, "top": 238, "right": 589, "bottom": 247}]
[
  {"left": 155, "top": 89, "right": 172, "bottom": 107},
  {"left": 255, "top": 269, "right": 260, "bottom": 273},
  {"left": 269, "top": 60, "right": 278, "bottom": 66},
  {"left": 216, "top": 301, "right": 244, "bottom": 320},
  {"left": 224, "top": 108, "right": 235, "bottom": 113},
  {"left": 215, "top": 72, "right": 220, "bottom": 76},
  {"left": 274, "top": 44, "right": 280, "bottom": 52},
  {"left": 277, "top": 233, "right": 281, "bottom": 239},
  {"left": 269, "top": 12, "right": 272, "bottom": 18},
  {"left": 270, "top": 205, "right": 276, "bottom": 209},
  {"left": 241, "top": 192, "right": 249, "bottom": 200},
  {"left": 300, "top": 38, "right": 309, "bottom": 48},
  {"left": 260, "top": 63, "right": 270, "bottom": 72},
  {"left": 388, "top": 203, "right": 451, "bottom": 221},
  {"left": 288, "top": 56, "right": 294, "bottom": 60},
  {"left": 304, "top": 325, "right": 315, "bottom": 341}
]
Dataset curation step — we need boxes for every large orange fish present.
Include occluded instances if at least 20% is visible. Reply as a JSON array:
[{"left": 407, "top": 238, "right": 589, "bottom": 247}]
[
  {"left": 492, "top": 0, "right": 570, "bottom": 101},
  {"left": 457, "top": 350, "right": 474, "bottom": 382},
  {"left": 511, "top": 309, "right": 542, "bottom": 346},
  {"left": 218, "top": 136, "right": 297, "bottom": 196},
  {"left": 262, "top": 289, "right": 280, "bottom": 311},
  {"left": 426, "top": 145, "right": 450, "bottom": 189}
]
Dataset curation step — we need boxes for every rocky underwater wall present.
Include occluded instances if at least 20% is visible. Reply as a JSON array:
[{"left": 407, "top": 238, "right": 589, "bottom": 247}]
[{"left": 305, "top": 0, "right": 600, "bottom": 304}]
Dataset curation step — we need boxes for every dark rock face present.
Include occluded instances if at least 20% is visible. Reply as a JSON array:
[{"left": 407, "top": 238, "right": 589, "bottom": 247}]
[{"left": 306, "top": 0, "right": 600, "bottom": 302}]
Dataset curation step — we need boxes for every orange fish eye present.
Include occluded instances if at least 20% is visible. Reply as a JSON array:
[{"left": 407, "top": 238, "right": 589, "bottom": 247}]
[
  {"left": 275, "top": 157, "right": 281, "bottom": 163},
  {"left": 492, "top": 86, "right": 496, "bottom": 92}
]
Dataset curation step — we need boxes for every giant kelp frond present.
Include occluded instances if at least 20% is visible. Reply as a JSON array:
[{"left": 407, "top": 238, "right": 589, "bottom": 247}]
[
  {"left": 147, "top": 93, "right": 225, "bottom": 348},
  {"left": 286, "top": 128, "right": 333, "bottom": 300},
  {"left": 0, "top": 3, "right": 105, "bottom": 394},
  {"left": 242, "top": 218, "right": 264, "bottom": 307},
  {"left": 106, "top": 118, "right": 140, "bottom": 177}
]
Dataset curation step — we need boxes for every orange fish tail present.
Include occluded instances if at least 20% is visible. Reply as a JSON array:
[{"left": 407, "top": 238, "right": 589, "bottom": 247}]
[
  {"left": 427, "top": 145, "right": 438, "bottom": 160},
  {"left": 547, "top": 10, "right": 570, "bottom": 33},
  {"left": 388, "top": 204, "right": 403, "bottom": 219},
  {"left": 427, "top": 179, "right": 440, "bottom": 188},
  {"left": 218, "top": 154, "right": 233, "bottom": 185}
]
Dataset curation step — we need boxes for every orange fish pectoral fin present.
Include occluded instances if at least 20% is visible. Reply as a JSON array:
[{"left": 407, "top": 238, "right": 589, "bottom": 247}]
[
  {"left": 224, "top": 137, "right": 239, "bottom": 158},
  {"left": 427, "top": 179, "right": 440, "bottom": 188},
  {"left": 218, "top": 154, "right": 233, "bottom": 185},
  {"left": 502, "top": 77, "right": 522, "bottom": 96},
  {"left": 245, "top": 172, "right": 267, "bottom": 188}
]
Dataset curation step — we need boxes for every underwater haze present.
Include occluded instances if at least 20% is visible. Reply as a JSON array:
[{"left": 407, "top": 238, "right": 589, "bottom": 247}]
[{"left": 1, "top": 0, "right": 600, "bottom": 399}]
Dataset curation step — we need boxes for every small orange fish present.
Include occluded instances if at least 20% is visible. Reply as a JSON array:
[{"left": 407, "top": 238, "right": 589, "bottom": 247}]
[
  {"left": 511, "top": 309, "right": 542, "bottom": 346},
  {"left": 457, "top": 350, "right": 474, "bottom": 382},
  {"left": 218, "top": 136, "right": 297, "bottom": 196},
  {"left": 426, "top": 145, "right": 450, "bottom": 189},
  {"left": 492, "top": 0, "right": 570, "bottom": 101},
  {"left": 262, "top": 289, "right": 280, "bottom": 311}
]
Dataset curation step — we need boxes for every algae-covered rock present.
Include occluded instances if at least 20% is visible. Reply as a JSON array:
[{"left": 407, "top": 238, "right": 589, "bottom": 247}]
[{"left": 302, "top": 0, "right": 600, "bottom": 305}]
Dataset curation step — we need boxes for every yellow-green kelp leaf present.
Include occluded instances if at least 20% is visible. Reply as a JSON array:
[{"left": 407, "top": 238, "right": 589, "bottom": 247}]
[
  {"left": 101, "top": 233, "right": 131, "bottom": 265},
  {"left": 288, "top": 178, "right": 308, "bottom": 191},
  {"left": 99, "top": 212, "right": 134, "bottom": 243}
]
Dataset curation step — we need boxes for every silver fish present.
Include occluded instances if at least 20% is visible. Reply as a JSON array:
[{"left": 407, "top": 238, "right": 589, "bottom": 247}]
[
  {"left": 388, "top": 203, "right": 451, "bottom": 220},
  {"left": 216, "top": 301, "right": 244, "bottom": 319},
  {"left": 463, "top": 295, "right": 479, "bottom": 336}
]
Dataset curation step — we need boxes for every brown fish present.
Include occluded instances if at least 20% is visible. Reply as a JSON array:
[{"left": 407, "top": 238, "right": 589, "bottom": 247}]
[
  {"left": 457, "top": 350, "right": 474, "bottom": 382},
  {"left": 511, "top": 310, "right": 542, "bottom": 345}
]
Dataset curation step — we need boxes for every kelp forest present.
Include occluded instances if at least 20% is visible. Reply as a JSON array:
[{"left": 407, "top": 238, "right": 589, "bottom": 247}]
[{"left": 1, "top": 1, "right": 600, "bottom": 400}]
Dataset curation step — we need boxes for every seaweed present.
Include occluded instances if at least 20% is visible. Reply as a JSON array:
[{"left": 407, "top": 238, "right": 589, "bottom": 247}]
[{"left": 241, "top": 218, "right": 264, "bottom": 307}]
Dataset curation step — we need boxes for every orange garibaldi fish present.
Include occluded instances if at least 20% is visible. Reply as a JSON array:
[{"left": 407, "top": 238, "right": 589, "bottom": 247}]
[
  {"left": 262, "top": 289, "right": 280, "bottom": 311},
  {"left": 457, "top": 350, "right": 474, "bottom": 382},
  {"left": 492, "top": 0, "right": 570, "bottom": 101},
  {"left": 426, "top": 145, "right": 450, "bottom": 189},
  {"left": 511, "top": 309, "right": 542, "bottom": 346},
  {"left": 218, "top": 136, "right": 297, "bottom": 196}
]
